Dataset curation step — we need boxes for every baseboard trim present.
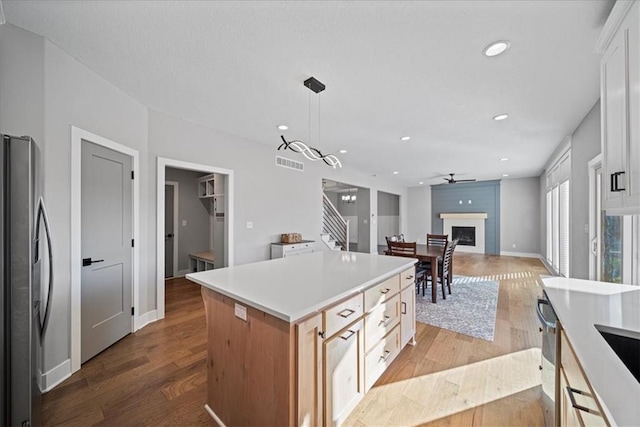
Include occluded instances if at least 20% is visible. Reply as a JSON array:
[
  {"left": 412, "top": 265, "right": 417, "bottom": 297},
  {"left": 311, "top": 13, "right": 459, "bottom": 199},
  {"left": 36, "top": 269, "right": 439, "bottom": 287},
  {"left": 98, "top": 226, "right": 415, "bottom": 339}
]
[
  {"left": 42, "top": 359, "right": 72, "bottom": 392},
  {"left": 137, "top": 309, "right": 158, "bottom": 331},
  {"left": 499, "top": 251, "right": 541, "bottom": 259},
  {"left": 539, "top": 257, "right": 559, "bottom": 276},
  {"left": 204, "top": 404, "right": 227, "bottom": 427}
]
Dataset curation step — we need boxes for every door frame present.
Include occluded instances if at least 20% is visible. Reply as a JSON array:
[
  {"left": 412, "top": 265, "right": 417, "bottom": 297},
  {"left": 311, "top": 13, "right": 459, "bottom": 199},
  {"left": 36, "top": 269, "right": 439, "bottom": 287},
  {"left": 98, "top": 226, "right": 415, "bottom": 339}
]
[
  {"left": 588, "top": 154, "right": 602, "bottom": 280},
  {"left": 164, "top": 181, "right": 179, "bottom": 278},
  {"left": 70, "top": 126, "right": 140, "bottom": 374},
  {"left": 156, "top": 157, "right": 234, "bottom": 320}
]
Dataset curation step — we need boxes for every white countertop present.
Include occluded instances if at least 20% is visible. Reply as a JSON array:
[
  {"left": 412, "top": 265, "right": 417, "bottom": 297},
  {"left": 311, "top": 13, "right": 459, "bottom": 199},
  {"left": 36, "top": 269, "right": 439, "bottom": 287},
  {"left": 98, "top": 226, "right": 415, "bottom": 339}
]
[
  {"left": 187, "top": 251, "right": 416, "bottom": 323},
  {"left": 543, "top": 277, "right": 640, "bottom": 426}
]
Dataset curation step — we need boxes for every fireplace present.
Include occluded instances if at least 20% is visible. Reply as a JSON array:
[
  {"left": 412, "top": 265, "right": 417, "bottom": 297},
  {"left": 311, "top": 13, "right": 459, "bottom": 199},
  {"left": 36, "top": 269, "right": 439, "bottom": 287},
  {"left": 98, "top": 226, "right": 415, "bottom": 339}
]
[
  {"left": 452, "top": 226, "right": 476, "bottom": 246},
  {"left": 439, "top": 213, "right": 487, "bottom": 254}
]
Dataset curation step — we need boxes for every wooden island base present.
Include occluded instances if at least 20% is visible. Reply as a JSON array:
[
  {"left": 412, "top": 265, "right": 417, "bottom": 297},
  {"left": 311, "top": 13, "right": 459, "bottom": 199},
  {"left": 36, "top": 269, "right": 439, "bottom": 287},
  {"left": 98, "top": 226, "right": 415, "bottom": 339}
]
[
  {"left": 197, "top": 260, "right": 417, "bottom": 427},
  {"left": 201, "top": 288, "right": 296, "bottom": 426}
]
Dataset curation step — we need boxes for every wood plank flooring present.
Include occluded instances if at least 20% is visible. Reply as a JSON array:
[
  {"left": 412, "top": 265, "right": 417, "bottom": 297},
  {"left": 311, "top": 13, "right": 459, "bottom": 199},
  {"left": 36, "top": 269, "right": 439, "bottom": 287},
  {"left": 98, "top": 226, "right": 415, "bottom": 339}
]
[{"left": 43, "top": 253, "right": 550, "bottom": 426}]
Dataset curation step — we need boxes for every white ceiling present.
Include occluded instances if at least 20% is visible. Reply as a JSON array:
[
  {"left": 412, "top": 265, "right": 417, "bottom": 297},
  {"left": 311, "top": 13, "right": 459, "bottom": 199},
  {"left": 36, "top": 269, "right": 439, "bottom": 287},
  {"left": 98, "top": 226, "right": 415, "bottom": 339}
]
[{"left": 3, "top": 1, "right": 614, "bottom": 186}]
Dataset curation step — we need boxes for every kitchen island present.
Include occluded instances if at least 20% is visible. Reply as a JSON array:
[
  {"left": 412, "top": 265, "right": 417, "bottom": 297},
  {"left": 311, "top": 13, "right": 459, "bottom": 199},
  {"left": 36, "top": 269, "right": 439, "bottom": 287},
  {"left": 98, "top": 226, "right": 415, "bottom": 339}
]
[
  {"left": 186, "top": 251, "right": 418, "bottom": 427},
  {"left": 543, "top": 277, "right": 640, "bottom": 426}
]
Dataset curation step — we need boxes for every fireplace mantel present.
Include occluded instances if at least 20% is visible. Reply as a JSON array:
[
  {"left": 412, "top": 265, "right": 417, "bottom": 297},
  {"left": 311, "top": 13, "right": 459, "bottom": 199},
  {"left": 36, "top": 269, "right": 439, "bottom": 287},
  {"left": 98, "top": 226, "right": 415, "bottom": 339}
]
[{"left": 439, "top": 213, "right": 488, "bottom": 220}]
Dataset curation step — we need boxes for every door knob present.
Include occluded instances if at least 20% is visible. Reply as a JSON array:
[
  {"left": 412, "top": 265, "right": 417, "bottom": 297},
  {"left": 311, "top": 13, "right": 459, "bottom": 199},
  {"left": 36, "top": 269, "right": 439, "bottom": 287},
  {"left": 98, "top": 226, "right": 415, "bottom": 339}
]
[{"left": 82, "top": 258, "right": 104, "bottom": 267}]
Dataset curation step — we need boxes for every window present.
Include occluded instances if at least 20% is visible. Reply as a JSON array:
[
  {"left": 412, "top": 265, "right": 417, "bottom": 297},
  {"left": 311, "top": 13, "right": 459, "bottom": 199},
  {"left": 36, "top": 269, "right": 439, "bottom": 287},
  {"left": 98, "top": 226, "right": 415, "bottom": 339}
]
[{"left": 544, "top": 142, "right": 571, "bottom": 277}]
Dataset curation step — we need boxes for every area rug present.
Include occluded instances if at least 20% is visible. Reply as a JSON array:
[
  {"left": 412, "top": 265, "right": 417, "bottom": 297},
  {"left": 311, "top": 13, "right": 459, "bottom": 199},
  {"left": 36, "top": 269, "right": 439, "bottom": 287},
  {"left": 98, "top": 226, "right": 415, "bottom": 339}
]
[{"left": 415, "top": 275, "right": 499, "bottom": 341}]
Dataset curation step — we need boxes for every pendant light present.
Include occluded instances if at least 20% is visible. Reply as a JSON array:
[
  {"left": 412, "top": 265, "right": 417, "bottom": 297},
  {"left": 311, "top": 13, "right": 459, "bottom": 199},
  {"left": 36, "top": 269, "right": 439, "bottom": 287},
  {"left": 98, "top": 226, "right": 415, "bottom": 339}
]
[{"left": 278, "top": 77, "right": 342, "bottom": 168}]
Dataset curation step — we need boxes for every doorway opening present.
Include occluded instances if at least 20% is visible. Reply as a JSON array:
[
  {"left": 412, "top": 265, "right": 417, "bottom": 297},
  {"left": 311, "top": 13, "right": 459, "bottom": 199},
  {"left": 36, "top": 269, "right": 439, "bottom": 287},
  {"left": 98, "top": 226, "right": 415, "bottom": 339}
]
[
  {"left": 322, "top": 179, "right": 371, "bottom": 253},
  {"left": 376, "top": 190, "right": 400, "bottom": 253},
  {"left": 156, "top": 158, "right": 234, "bottom": 320}
]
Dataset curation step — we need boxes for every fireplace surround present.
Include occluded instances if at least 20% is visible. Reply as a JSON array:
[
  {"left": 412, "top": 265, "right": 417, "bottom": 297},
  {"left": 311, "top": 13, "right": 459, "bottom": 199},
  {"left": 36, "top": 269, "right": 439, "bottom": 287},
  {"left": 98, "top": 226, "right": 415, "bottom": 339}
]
[{"left": 440, "top": 213, "right": 488, "bottom": 253}]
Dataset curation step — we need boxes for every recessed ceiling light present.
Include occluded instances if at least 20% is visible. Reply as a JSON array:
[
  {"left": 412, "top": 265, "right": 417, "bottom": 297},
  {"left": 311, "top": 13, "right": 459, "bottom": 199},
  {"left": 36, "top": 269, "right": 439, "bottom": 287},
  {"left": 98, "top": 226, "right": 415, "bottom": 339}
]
[
  {"left": 493, "top": 114, "right": 509, "bottom": 121},
  {"left": 339, "top": 149, "right": 347, "bottom": 154},
  {"left": 419, "top": 181, "right": 424, "bottom": 185},
  {"left": 277, "top": 125, "right": 288, "bottom": 130},
  {"left": 483, "top": 40, "right": 510, "bottom": 57},
  {"left": 392, "top": 171, "right": 399, "bottom": 175},
  {"left": 400, "top": 136, "right": 411, "bottom": 141},
  {"left": 502, "top": 174, "right": 509, "bottom": 177},
  {"left": 500, "top": 157, "right": 509, "bottom": 161}
]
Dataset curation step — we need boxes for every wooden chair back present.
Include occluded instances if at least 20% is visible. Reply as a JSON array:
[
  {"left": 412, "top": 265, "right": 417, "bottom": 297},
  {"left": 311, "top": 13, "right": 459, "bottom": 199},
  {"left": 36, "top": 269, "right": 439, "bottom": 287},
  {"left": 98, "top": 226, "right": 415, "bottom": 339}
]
[
  {"left": 388, "top": 241, "right": 417, "bottom": 257},
  {"left": 385, "top": 234, "right": 405, "bottom": 250},
  {"left": 427, "top": 234, "right": 448, "bottom": 247},
  {"left": 441, "top": 239, "right": 457, "bottom": 277}
]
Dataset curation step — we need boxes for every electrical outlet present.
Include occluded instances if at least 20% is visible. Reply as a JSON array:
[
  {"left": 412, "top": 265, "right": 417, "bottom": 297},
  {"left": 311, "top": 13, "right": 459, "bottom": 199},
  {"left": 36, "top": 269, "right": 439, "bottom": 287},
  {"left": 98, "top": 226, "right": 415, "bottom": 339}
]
[
  {"left": 512, "top": 243, "right": 517, "bottom": 249},
  {"left": 182, "top": 220, "right": 187, "bottom": 226},
  {"left": 246, "top": 221, "right": 253, "bottom": 229},
  {"left": 234, "top": 303, "right": 247, "bottom": 321}
]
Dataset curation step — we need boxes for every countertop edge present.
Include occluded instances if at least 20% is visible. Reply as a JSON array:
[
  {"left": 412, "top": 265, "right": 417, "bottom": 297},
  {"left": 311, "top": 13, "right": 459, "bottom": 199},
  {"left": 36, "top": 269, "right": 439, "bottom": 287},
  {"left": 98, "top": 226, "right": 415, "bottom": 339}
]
[{"left": 188, "top": 258, "right": 417, "bottom": 324}]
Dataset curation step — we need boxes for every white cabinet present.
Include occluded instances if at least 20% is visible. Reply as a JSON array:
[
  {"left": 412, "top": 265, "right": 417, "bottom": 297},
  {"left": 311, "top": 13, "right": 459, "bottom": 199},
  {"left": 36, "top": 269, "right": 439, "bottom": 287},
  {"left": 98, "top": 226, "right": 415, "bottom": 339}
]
[
  {"left": 198, "top": 174, "right": 225, "bottom": 214},
  {"left": 599, "top": 1, "right": 640, "bottom": 214},
  {"left": 400, "top": 281, "right": 416, "bottom": 348},
  {"left": 324, "top": 319, "right": 365, "bottom": 427},
  {"left": 271, "top": 241, "right": 315, "bottom": 259}
]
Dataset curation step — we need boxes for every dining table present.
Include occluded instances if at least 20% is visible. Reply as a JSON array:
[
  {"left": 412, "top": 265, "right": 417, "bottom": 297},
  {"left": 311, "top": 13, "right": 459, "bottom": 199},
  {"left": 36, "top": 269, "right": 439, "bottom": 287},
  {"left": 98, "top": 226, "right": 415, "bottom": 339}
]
[{"left": 385, "top": 244, "right": 445, "bottom": 303}]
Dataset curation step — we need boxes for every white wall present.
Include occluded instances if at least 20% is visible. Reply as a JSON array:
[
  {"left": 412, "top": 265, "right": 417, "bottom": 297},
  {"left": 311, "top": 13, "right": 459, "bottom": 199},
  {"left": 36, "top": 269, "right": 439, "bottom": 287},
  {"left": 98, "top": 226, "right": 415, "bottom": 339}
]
[
  {"left": 1, "top": 24, "right": 149, "bottom": 375},
  {"left": 500, "top": 177, "right": 541, "bottom": 255},
  {"left": 406, "top": 186, "right": 431, "bottom": 244},
  {"left": 570, "top": 101, "right": 601, "bottom": 279}
]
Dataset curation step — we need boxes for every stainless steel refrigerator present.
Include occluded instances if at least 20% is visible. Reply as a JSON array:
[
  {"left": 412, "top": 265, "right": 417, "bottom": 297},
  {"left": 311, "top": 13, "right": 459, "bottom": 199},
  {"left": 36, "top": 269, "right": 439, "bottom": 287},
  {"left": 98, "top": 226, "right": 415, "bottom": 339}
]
[{"left": 1, "top": 134, "right": 53, "bottom": 426}]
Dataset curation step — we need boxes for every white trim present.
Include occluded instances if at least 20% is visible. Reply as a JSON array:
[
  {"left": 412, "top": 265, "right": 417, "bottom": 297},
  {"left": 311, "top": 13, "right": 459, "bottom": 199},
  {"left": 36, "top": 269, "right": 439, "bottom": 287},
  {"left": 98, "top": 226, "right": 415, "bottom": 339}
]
[
  {"left": 439, "top": 212, "right": 487, "bottom": 219},
  {"left": 164, "top": 181, "right": 179, "bottom": 278},
  {"left": 539, "top": 256, "right": 558, "bottom": 277},
  {"left": 204, "top": 404, "right": 227, "bottom": 427},
  {"left": 499, "top": 251, "right": 542, "bottom": 259},
  {"left": 41, "top": 359, "right": 71, "bottom": 392},
  {"left": 594, "top": 0, "right": 635, "bottom": 53},
  {"left": 588, "top": 154, "right": 603, "bottom": 280},
  {"left": 137, "top": 309, "right": 158, "bottom": 330},
  {"left": 70, "top": 126, "right": 140, "bottom": 374},
  {"left": 0, "top": 1, "right": 6, "bottom": 26},
  {"left": 157, "top": 157, "right": 234, "bottom": 320}
]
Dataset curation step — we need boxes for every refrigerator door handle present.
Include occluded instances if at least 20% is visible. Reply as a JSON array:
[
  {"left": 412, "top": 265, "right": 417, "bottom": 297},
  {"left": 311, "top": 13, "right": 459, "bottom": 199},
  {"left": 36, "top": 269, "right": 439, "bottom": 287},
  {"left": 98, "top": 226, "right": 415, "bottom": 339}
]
[{"left": 36, "top": 197, "right": 54, "bottom": 341}]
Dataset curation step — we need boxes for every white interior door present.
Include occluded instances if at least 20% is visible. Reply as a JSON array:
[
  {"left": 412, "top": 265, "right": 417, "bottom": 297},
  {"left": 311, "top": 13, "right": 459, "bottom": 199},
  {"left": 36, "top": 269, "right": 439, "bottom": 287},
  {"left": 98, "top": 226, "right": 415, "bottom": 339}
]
[{"left": 81, "top": 140, "right": 132, "bottom": 363}]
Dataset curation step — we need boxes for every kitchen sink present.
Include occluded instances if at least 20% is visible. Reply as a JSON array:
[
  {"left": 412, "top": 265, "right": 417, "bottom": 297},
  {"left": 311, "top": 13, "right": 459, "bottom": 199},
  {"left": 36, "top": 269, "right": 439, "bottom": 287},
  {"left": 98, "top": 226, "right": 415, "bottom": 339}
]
[{"left": 595, "top": 324, "right": 640, "bottom": 383}]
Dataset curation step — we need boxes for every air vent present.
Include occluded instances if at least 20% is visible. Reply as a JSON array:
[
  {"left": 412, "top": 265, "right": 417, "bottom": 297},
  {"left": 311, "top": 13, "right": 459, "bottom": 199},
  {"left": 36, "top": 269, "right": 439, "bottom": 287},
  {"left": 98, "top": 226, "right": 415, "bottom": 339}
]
[{"left": 275, "top": 155, "right": 304, "bottom": 172}]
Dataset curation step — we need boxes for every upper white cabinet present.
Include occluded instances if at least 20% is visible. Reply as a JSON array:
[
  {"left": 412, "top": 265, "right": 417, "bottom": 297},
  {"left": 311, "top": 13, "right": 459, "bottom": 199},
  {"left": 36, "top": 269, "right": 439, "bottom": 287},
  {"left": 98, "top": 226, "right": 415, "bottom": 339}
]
[{"left": 598, "top": 0, "right": 640, "bottom": 214}]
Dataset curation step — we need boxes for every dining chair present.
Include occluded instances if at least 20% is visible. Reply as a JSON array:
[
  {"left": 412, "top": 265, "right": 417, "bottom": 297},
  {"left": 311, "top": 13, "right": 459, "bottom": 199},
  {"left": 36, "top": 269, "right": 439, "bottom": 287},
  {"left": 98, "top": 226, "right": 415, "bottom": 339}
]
[
  {"left": 426, "top": 233, "right": 448, "bottom": 247},
  {"left": 423, "top": 239, "right": 457, "bottom": 300},
  {"left": 387, "top": 241, "right": 428, "bottom": 294}
]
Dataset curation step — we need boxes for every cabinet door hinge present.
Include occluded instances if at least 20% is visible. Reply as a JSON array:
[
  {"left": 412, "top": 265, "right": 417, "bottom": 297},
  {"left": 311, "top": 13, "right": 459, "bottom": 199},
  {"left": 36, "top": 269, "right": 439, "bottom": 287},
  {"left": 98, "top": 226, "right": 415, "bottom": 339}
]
[
  {"left": 131, "top": 307, "right": 135, "bottom": 316},
  {"left": 131, "top": 170, "right": 135, "bottom": 179},
  {"left": 131, "top": 239, "right": 134, "bottom": 248}
]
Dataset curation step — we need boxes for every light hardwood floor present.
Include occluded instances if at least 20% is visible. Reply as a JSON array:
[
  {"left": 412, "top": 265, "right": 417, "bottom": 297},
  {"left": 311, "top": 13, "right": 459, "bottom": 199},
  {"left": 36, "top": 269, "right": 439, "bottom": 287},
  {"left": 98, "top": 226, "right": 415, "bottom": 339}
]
[{"left": 43, "top": 253, "right": 550, "bottom": 426}]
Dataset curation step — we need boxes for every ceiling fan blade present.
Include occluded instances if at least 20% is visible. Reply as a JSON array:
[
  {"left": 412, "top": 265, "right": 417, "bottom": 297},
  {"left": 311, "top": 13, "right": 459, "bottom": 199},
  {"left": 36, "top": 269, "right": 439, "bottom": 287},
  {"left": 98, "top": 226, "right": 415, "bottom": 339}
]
[{"left": 455, "top": 179, "right": 476, "bottom": 182}]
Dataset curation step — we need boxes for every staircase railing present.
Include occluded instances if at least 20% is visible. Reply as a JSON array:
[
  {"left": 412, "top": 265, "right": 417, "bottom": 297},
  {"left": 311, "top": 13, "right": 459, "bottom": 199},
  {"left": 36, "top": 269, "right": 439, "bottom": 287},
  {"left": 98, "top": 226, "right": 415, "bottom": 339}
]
[{"left": 322, "top": 194, "right": 349, "bottom": 251}]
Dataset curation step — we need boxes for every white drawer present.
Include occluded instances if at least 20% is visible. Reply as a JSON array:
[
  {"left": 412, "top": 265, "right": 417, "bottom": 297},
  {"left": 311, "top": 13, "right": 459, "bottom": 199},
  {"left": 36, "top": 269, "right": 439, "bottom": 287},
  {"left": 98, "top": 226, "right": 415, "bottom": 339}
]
[
  {"left": 364, "top": 275, "right": 400, "bottom": 313},
  {"left": 400, "top": 267, "right": 417, "bottom": 290},
  {"left": 364, "top": 293, "right": 400, "bottom": 352},
  {"left": 323, "top": 293, "right": 364, "bottom": 338},
  {"left": 365, "top": 325, "right": 401, "bottom": 391}
]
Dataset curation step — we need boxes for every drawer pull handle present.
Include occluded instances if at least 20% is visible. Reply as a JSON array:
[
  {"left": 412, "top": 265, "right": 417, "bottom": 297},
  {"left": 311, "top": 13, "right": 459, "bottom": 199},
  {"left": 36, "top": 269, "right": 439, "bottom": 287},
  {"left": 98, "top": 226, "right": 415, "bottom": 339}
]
[
  {"left": 379, "top": 350, "right": 391, "bottom": 362},
  {"left": 337, "top": 308, "right": 356, "bottom": 318},
  {"left": 401, "top": 302, "right": 407, "bottom": 314},
  {"left": 380, "top": 288, "right": 391, "bottom": 294},
  {"left": 340, "top": 329, "right": 356, "bottom": 341},
  {"left": 378, "top": 315, "right": 391, "bottom": 326},
  {"left": 566, "top": 387, "right": 601, "bottom": 416},
  {"left": 406, "top": 275, "right": 414, "bottom": 280}
]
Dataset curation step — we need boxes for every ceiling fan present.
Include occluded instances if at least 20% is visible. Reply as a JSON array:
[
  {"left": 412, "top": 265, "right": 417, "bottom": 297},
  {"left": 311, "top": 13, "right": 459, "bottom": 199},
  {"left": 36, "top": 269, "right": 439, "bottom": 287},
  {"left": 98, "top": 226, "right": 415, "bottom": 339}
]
[{"left": 443, "top": 173, "right": 476, "bottom": 184}]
